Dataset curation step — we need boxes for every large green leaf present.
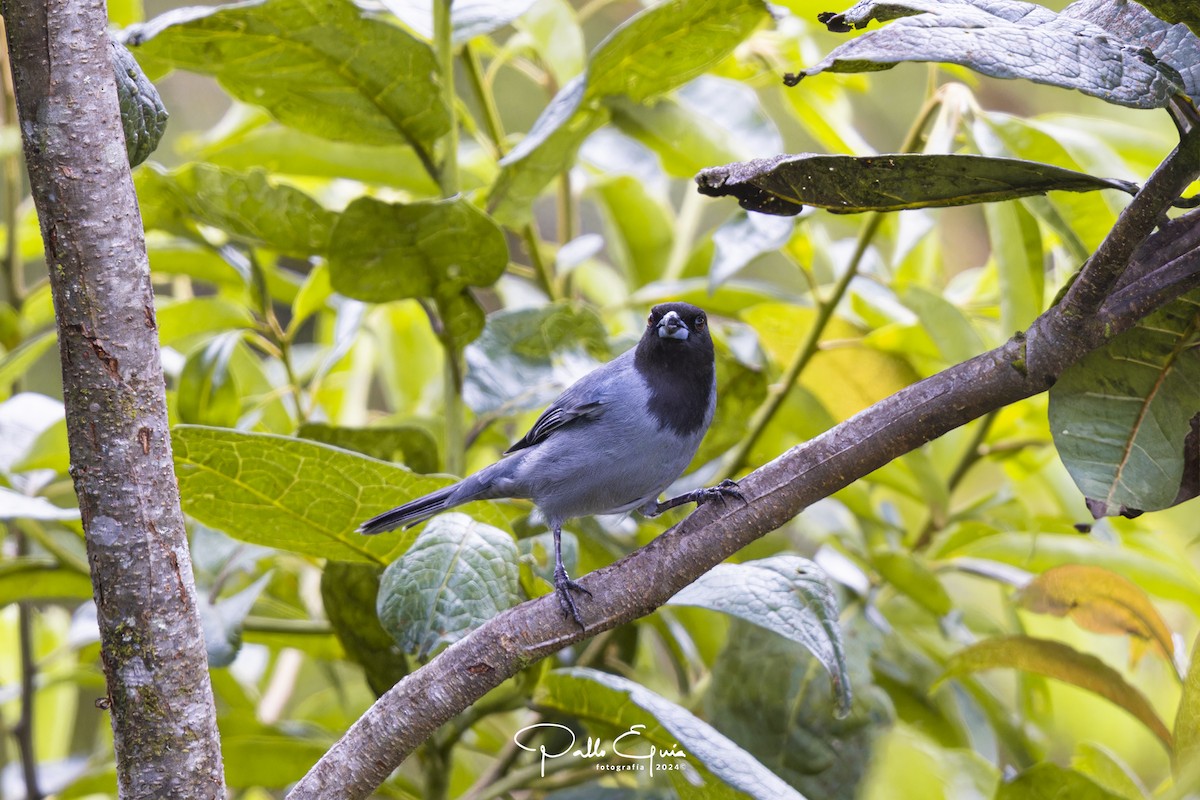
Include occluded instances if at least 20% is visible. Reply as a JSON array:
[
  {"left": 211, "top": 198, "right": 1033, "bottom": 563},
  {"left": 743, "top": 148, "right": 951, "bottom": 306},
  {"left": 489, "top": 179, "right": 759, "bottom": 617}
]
[
  {"left": 377, "top": 514, "right": 521, "bottom": 660},
  {"left": 136, "top": 163, "right": 335, "bottom": 256},
  {"left": 299, "top": 422, "right": 439, "bottom": 475},
  {"left": 489, "top": 0, "right": 770, "bottom": 226},
  {"left": 535, "top": 666, "right": 805, "bottom": 800},
  {"left": 1048, "top": 293, "right": 1200, "bottom": 517},
  {"left": 124, "top": 0, "right": 449, "bottom": 150},
  {"left": 706, "top": 620, "right": 887, "bottom": 799},
  {"left": 939, "top": 636, "right": 1172, "bottom": 750},
  {"left": 329, "top": 196, "right": 508, "bottom": 346},
  {"left": 173, "top": 425, "right": 478, "bottom": 563},
  {"left": 669, "top": 556, "right": 851, "bottom": 717},
  {"left": 695, "top": 154, "right": 1136, "bottom": 217}
]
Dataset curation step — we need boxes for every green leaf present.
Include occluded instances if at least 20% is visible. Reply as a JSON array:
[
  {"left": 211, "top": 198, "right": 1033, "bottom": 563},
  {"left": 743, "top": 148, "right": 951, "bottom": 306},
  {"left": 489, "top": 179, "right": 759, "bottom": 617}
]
[
  {"left": 200, "top": 572, "right": 271, "bottom": 667},
  {"left": 136, "top": 163, "right": 335, "bottom": 256},
  {"left": 870, "top": 551, "right": 952, "bottom": 617},
  {"left": 514, "top": 0, "right": 585, "bottom": 86},
  {"left": 110, "top": 40, "right": 167, "bottom": 166},
  {"left": 377, "top": 514, "right": 520, "bottom": 659},
  {"left": 794, "top": 0, "right": 1194, "bottom": 109},
  {"left": 299, "top": 422, "right": 440, "bottom": 475},
  {"left": 1048, "top": 294, "right": 1200, "bottom": 516},
  {"left": 221, "top": 728, "right": 329, "bottom": 789},
  {"left": 177, "top": 332, "right": 243, "bottom": 428},
  {"left": 709, "top": 212, "right": 794, "bottom": 291},
  {"left": 124, "top": 0, "right": 449, "bottom": 150},
  {"left": 320, "top": 561, "right": 408, "bottom": 696},
  {"left": 984, "top": 200, "right": 1043, "bottom": 334},
  {"left": 0, "top": 332, "right": 57, "bottom": 400},
  {"left": 173, "top": 425, "right": 485, "bottom": 563},
  {"left": 669, "top": 556, "right": 851, "bottom": 717},
  {"left": 995, "top": 762, "right": 1128, "bottom": 800},
  {"left": 462, "top": 303, "right": 610, "bottom": 417},
  {"left": 0, "top": 558, "right": 93, "bottom": 607},
  {"left": 1133, "top": 0, "right": 1200, "bottom": 38},
  {"left": 706, "top": 619, "right": 886, "bottom": 799},
  {"left": 592, "top": 176, "right": 674, "bottom": 289},
  {"left": 695, "top": 154, "right": 1137, "bottom": 217},
  {"left": 489, "top": 0, "right": 770, "bottom": 226},
  {"left": 535, "top": 666, "right": 806, "bottom": 800},
  {"left": 156, "top": 297, "right": 254, "bottom": 346},
  {"left": 938, "top": 635, "right": 1173, "bottom": 750},
  {"left": 328, "top": 196, "right": 508, "bottom": 305},
  {"left": 199, "top": 123, "right": 442, "bottom": 194},
  {"left": 1177, "top": 634, "right": 1200, "bottom": 776},
  {"left": 1070, "top": 743, "right": 1148, "bottom": 800}
]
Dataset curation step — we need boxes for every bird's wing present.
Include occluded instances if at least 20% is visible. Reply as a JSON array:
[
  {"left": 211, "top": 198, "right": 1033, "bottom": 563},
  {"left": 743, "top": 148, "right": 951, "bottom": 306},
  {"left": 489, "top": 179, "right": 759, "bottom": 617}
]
[{"left": 504, "top": 394, "right": 608, "bottom": 454}]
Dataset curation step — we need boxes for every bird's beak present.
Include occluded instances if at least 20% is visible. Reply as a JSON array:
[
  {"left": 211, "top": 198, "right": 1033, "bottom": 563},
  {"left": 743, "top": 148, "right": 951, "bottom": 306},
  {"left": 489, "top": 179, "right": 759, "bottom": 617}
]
[{"left": 656, "top": 311, "right": 689, "bottom": 340}]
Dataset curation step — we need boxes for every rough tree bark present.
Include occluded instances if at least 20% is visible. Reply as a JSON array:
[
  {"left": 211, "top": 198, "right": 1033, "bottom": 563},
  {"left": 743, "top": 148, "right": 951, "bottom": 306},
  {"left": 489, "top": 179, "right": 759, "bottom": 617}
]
[
  {"left": 3, "top": 0, "right": 225, "bottom": 797},
  {"left": 288, "top": 131, "right": 1200, "bottom": 800}
]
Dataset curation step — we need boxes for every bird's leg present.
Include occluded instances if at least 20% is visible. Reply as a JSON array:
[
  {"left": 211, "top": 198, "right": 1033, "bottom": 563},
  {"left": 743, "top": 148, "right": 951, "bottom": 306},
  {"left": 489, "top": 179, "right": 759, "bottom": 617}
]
[
  {"left": 639, "top": 479, "right": 743, "bottom": 518},
  {"left": 552, "top": 522, "right": 591, "bottom": 628}
]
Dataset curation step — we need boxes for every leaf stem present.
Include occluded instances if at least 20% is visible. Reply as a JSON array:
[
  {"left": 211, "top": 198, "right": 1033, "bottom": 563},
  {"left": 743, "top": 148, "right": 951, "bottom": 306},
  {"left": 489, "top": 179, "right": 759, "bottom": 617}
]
[
  {"left": 462, "top": 43, "right": 505, "bottom": 158},
  {"left": 434, "top": 0, "right": 458, "bottom": 197}
]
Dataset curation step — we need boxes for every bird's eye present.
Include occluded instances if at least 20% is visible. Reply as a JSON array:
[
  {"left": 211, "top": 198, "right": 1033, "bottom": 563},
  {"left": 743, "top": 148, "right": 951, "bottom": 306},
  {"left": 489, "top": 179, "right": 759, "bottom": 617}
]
[
  {"left": 647, "top": 314, "right": 656, "bottom": 326},
  {"left": 694, "top": 315, "right": 706, "bottom": 329}
]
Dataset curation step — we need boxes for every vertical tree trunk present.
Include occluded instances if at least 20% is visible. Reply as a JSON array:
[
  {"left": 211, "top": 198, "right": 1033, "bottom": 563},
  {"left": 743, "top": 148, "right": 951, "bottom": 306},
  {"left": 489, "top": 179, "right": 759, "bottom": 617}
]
[{"left": 3, "top": 1, "right": 225, "bottom": 797}]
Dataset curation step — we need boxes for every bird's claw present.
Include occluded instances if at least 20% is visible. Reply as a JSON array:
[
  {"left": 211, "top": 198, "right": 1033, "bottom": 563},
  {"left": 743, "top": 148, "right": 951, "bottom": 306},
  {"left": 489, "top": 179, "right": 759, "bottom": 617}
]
[
  {"left": 554, "top": 568, "right": 591, "bottom": 629},
  {"left": 698, "top": 478, "right": 744, "bottom": 506}
]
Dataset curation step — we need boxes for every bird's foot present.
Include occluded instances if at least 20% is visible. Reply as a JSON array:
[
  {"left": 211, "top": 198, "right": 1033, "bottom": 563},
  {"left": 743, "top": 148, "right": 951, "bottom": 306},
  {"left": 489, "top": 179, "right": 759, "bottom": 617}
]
[
  {"left": 554, "top": 567, "right": 591, "bottom": 629},
  {"left": 696, "top": 478, "right": 744, "bottom": 506}
]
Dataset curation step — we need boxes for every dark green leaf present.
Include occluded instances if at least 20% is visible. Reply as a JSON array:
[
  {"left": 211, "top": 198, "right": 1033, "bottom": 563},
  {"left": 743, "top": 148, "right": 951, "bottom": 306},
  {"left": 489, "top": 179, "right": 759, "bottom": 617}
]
[
  {"left": 536, "top": 666, "right": 805, "bottom": 800},
  {"left": 299, "top": 422, "right": 440, "bottom": 474},
  {"left": 695, "top": 154, "right": 1137, "bottom": 217},
  {"left": 124, "top": 0, "right": 449, "bottom": 150},
  {"left": 328, "top": 196, "right": 508, "bottom": 304},
  {"left": 177, "top": 332, "right": 243, "bottom": 428},
  {"left": 377, "top": 514, "right": 521, "bottom": 659},
  {"left": 794, "top": 0, "right": 1193, "bottom": 109},
  {"left": 995, "top": 762, "right": 1128, "bottom": 800},
  {"left": 173, "top": 425, "right": 500, "bottom": 563},
  {"left": 707, "top": 620, "right": 889, "bottom": 799},
  {"left": 668, "top": 556, "right": 851, "bottom": 717},
  {"left": 321, "top": 561, "right": 408, "bottom": 696},
  {"left": 1048, "top": 293, "right": 1200, "bottom": 516},
  {"left": 221, "top": 728, "right": 329, "bottom": 788},
  {"left": 110, "top": 39, "right": 167, "bottom": 166},
  {"left": 1130, "top": 0, "right": 1200, "bottom": 38},
  {"left": 462, "top": 303, "right": 610, "bottom": 417}
]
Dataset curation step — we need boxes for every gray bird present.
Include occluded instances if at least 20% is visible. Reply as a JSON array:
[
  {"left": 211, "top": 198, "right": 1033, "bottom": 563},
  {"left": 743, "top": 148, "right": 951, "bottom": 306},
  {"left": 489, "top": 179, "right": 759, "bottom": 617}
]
[{"left": 359, "top": 302, "right": 739, "bottom": 626}]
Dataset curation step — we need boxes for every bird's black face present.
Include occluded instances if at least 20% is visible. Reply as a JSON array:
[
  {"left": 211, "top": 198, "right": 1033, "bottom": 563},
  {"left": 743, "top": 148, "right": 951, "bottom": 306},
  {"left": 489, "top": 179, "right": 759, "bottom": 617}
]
[{"left": 645, "top": 302, "right": 711, "bottom": 349}]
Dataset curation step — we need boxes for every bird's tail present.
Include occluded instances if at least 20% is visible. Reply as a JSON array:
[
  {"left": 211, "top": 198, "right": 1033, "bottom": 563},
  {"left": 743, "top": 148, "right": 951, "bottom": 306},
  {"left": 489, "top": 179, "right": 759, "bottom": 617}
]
[{"left": 358, "top": 483, "right": 461, "bottom": 535}]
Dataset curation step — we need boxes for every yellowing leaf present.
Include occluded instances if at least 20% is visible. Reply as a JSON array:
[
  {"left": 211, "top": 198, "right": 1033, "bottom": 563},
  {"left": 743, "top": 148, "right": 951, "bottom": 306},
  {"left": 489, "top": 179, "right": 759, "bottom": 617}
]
[{"left": 1016, "top": 565, "right": 1175, "bottom": 666}]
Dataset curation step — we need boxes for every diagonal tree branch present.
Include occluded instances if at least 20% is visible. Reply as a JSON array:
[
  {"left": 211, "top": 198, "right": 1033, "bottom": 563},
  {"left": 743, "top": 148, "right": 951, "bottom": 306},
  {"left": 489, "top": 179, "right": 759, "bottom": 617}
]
[
  {"left": 288, "top": 135, "right": 1200, "bottom": 800},
  {"left": 4, "top": 0, "right": 225, "bottom": 796}
]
